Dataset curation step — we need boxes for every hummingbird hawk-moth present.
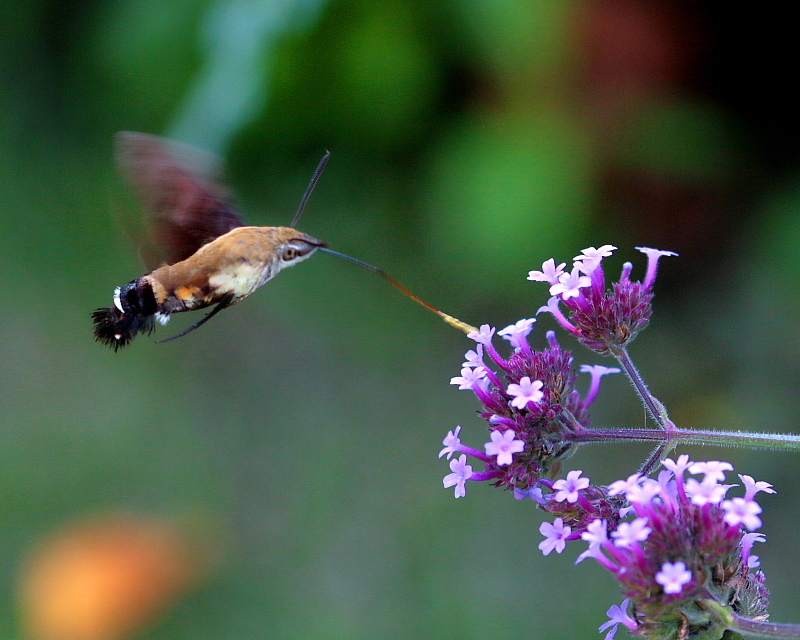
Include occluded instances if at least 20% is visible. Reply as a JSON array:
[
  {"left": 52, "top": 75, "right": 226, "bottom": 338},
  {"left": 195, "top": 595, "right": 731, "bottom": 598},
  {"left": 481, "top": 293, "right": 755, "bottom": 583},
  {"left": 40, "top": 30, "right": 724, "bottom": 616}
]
[{"left": 92, "top": 133, "right": 475, "bottom": 350}]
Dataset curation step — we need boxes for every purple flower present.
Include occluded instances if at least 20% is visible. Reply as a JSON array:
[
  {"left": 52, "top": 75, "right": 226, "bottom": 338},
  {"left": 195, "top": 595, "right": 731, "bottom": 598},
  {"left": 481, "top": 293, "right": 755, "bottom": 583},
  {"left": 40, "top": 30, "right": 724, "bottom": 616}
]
[
  {"left": 552, "top": 470, "right": 591, "bottom": 503},
  {"left": 438, "top": 426, "right": 463, "bottom": 459},
  {"left": 636, "top": 247, "right": 678, "bottom": 290},
  {"left": 462, "top": 345, "right": 485, "bottom": 368},
  {"left": 440, "top": 244, "right": 778, "bottom": 637},
  {"left": 506, "top": 376, "right": 544, "bottom": 409},
  {"left": 655, "top": 561, "right": 692, "bottom": 594},
  {"left": 573, "top": 458, "right": 771, "bottom": 636},
  {"left": 607, "top": 473, "right": 643, "bottom": 497},
  {"left": 579, "top": 364, "right": 621, "bottom": 407},
  {"left": 574, "top": 245, "right": 617, "bottom": 275},
  {"left": 537, "top": 296, "right": 580, "bottom": 335},
  {"left": 450, "top": 366, "right": 487, "bottom": 390},
  {"left": 598, "top": 599, "right": 638, "bottom": 640},
  {"left": 443, "top": 455, "right": 473, "bottom": 498},
  {"left": 580, "top": 518, "right": 608, "bottom": 547},
  {"left": 611, "top": 518, "right": 651, "bottom": 547},
  {"left": 498, "top": 318, "right": 536, "bottom": 350},
  {"left": 739, "top": 474, "right": 776, "bottom": 501},
  {"left": 467, "top": 324, "right": 495, "bottom": 345},
  {"left": 484, "top": 429, "right": 525, "bottom": 466},
  {"left": 741, "top": 532, "right": 766, "bottom": 569},
  {"left": 440, "top": 329, "right": 591, "bottom": 492},
  {"left": 539, "top": 518, "right": 571, "bottom": 555},
  {"left": 688, "top": 460, "right": 733, "bottom": 483},
  {"left": 528, "top": 258, "right": 566, "bottom": 284},
  {"left": 529, "top": 246, "right": 676, "bottom": 354},
  {"left": 550, "top": 267, "right": 592, "bottom": 300},
  {"left": 514, "top": 485, "right": 546, "bottom": 503},
  {"left": 721, "top": 497, "right": 763, "bottom": 530},
  {"left": 684, "top": 477, "right": 732, "bottom": 505},
  {"left": 661, "top": 454, "right": 692, "bottom": 478},
  {"left": 623, "top": 477, "right": 661, "bottom": 505}
]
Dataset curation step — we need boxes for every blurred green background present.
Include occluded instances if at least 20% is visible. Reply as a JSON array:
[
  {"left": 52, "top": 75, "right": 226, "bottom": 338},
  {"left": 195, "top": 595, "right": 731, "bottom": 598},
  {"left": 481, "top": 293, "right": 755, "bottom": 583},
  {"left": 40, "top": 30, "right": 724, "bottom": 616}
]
[{"left": 2, "top": 0, "right": 800, "bottom": 638}]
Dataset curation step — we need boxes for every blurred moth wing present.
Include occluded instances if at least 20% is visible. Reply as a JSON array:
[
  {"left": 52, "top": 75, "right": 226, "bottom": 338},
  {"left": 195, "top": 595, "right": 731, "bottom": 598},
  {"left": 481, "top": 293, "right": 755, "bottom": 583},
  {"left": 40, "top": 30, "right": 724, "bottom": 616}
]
[{"left": 116, "top": 132, "right": 246, "bottom": 268}]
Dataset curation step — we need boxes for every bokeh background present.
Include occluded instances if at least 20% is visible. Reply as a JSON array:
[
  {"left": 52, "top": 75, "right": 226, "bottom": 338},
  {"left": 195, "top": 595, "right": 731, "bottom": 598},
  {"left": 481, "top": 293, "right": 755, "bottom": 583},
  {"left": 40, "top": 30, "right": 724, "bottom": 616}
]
[{"left": 2, "top": 0, "right": 800, "bottom": 638}]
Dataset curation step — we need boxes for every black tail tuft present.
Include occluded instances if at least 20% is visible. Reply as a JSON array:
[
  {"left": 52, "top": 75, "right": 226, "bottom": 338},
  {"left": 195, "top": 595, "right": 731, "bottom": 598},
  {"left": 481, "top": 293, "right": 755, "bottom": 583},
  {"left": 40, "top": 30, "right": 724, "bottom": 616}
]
[{"left": 91, "top": 307, "right": 155, "bottom": 351}]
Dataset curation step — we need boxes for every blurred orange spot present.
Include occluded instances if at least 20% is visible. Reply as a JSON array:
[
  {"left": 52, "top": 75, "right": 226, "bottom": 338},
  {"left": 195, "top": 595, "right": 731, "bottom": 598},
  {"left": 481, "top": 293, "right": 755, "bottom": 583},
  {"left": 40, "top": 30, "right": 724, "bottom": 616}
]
[
  {"left": 175, "top": 286, "right": 194, "bottom": 300},
  {"left": 18, "top": 512, "right": 203, "bottom": 640}
]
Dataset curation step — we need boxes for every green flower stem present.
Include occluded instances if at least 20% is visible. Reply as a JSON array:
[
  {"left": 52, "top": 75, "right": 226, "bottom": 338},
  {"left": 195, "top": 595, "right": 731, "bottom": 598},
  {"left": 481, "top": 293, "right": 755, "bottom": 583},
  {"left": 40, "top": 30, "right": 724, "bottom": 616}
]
[
  {"left": 568, "top": 426, "right": 800, "bottom": 452},
  {"left": 639, "top": 442, "right": 670, "bottom": 476},
  {"left": 728, "top": 616, "right": 800, "bottom": 639},
  {"left": 727, "top": 614, "right": 800, "bottom": 639},
  {"left": 570, "top": 345, "right": 800, "bottom": 453},
  {"left": 609, "top": 345, "right": 675, "bottom": 432},
  {"left": 701, "top": 600, "right": 800, "bottom": 639}
]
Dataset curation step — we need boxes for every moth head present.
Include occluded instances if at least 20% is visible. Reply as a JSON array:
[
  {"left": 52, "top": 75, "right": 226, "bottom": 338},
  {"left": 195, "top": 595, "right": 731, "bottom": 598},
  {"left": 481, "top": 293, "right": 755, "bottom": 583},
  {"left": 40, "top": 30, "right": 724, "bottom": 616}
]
[{"left": 278, "top": 233, "right": 325, "bottom": 268}]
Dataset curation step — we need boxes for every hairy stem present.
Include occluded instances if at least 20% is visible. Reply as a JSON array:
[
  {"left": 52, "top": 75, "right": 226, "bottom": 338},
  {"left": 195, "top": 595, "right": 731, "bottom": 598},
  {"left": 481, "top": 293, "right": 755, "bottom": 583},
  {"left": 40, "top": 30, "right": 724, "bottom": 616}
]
[
  {"left": 610, "top": 345, "right": 675, "bottom": 432},
  {"left": 568, "top": 426, "right": 800, "bottom": 452},
  {"left": 728, "top": 616, "right": 800, "bottom": 640}
]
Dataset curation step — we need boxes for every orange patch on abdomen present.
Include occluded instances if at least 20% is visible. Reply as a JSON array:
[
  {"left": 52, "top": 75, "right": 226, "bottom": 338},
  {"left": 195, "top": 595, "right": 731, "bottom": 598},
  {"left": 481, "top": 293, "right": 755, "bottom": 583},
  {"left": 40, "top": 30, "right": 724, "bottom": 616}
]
[{"left": 174, "top": 286, "right": 195, "bottom": 301}]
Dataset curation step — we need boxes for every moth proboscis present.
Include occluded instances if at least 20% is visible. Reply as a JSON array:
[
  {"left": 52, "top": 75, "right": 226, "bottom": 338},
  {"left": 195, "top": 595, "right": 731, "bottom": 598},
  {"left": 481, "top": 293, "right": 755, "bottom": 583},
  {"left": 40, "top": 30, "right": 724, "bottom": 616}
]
[{"left": 92, "top": 132, "right": 476, "bottom": 350}]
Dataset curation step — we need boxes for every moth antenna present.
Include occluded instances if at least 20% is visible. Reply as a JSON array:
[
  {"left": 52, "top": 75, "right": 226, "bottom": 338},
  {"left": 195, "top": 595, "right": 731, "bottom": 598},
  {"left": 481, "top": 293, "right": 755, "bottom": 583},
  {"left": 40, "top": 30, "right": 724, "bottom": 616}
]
[
  {"left": 290, "top": 151, "right": 331, "bottom": 228},
  {"left": 156, "top": 295, "right": 234, "bottom": 344},
  {"left": 318, "top": 247, "right": 477, "bottom": 335}
]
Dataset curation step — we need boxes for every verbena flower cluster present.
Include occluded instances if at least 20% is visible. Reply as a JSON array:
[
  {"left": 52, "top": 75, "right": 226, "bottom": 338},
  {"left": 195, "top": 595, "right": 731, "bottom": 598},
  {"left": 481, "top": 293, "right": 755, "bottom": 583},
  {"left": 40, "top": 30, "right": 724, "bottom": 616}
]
[
  {"left": 439, "top": 246, "right": 787, "bottom": 640},
  {"left": 441, "top": 246, "right": 670, "bottom": 497},
  {"left": 533, "top": 245, "right": 675, "bottom": 355},
  {"left": 566, "top": 457, "right": 772, "bottom": 639},
  {"left": 442, "top": 326, "right": 623, "bottom": 496},
  {"left": 442, "top": 325, "right": 618, "bottom": 495}
]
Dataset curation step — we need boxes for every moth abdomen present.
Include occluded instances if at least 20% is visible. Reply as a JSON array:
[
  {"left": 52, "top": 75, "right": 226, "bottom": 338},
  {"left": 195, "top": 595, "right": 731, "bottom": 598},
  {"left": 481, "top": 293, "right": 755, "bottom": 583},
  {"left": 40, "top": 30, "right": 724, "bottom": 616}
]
[
  {"left": 91, "top": 307, "right": 156, "bottom": 351},
  {"left": 91, "top": 277, "right": 160, "bottom": 350}
]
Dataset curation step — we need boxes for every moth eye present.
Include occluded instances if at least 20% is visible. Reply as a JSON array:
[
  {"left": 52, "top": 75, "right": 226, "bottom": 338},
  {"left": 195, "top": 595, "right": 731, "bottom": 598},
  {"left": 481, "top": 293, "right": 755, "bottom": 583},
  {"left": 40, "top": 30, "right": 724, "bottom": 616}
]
[
  {"left": 281, "top": 240, "right": 318, "bottom": 263},
  {"left": 282, "top": 247, "right": 300, "bottom": 261}
]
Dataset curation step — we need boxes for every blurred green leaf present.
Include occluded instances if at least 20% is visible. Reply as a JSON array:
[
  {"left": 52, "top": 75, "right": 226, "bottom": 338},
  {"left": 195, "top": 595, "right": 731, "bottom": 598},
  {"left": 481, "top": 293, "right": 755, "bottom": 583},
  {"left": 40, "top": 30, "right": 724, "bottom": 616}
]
[
  {"left": 422, "top": 106, "right": 593, "bottom": 298},
  {"left": 619, "top": 99, "right": 744, "bottom": 182}
]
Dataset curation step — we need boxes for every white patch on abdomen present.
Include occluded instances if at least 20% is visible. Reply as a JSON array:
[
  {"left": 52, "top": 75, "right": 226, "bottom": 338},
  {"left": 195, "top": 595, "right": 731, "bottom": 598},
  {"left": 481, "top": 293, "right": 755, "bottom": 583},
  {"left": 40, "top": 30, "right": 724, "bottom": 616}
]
[{"left": 208, "top": 261, "right": 271, "bottom": 297}]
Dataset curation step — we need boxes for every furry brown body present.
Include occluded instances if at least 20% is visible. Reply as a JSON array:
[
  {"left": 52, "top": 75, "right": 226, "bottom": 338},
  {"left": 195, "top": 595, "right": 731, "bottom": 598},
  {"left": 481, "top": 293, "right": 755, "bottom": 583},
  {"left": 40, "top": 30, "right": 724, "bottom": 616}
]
[
  {"left": 92, "top": 132, "right": 325, "bottom": 350},
  {"left": 92, "top": 225, "right": 322, "bottom": 349},
  {"left": 147, "top": 226, "right": 322, "bottom": 313},
  {"left": 92, "top": 226, "right": 322, "bottom": 350}
]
